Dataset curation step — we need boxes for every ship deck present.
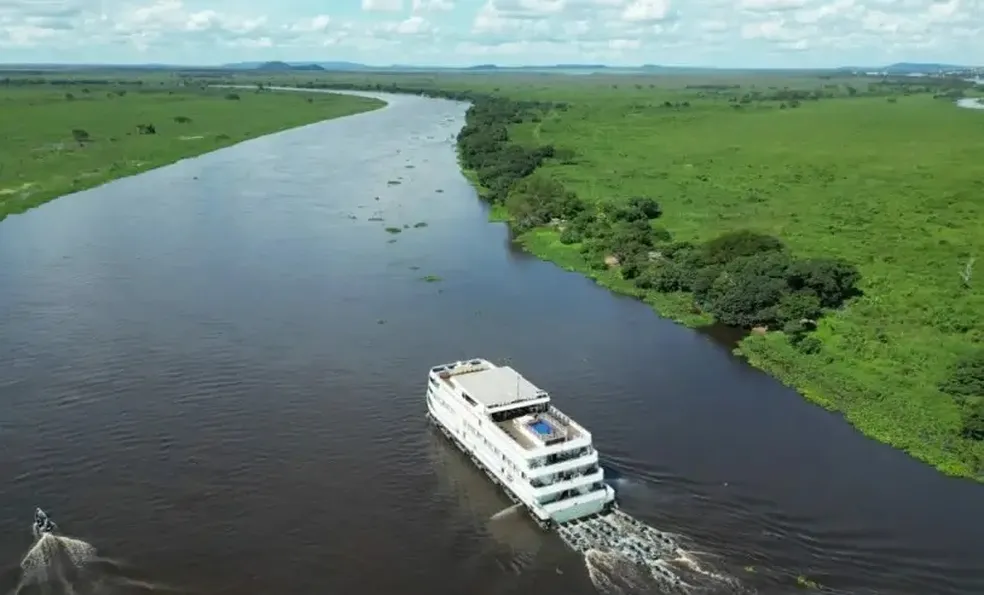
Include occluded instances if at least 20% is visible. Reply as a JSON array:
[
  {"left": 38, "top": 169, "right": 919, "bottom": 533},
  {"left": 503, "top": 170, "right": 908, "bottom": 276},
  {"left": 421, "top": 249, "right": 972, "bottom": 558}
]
[
  {"left": 496, "top": 411, "right": 583, "bottom": 451},
  {"left": 496, "top": 419, "right": 540, "bottom": 450}
]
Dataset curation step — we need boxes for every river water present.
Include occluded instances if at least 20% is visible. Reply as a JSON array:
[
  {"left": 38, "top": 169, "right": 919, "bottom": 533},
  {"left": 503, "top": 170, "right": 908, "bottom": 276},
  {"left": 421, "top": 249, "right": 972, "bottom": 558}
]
[
  {"left": 0, "top": 92, "right": 981, "bottom": 595},
  {"left": 956, "top": 97, "right": 984, "bottom": 110}
]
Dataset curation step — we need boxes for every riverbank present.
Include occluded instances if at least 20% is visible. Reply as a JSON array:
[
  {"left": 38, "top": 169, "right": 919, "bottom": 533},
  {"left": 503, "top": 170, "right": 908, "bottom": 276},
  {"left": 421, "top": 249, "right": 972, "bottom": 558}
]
[
  {"left": 0, "top": 86, "right": 383, "bottom": 222},
  {"left": 291, "top": 75, "right": 983, "bottom": 480},
  {"left": 5, "top": 71, "right": 982, "bottom": 481},
  {"left": 218, "top": 73, "right": 984, "bottom": 480},
  {"left": 487, "top": 91, "right": 984, "bottom": 480}
]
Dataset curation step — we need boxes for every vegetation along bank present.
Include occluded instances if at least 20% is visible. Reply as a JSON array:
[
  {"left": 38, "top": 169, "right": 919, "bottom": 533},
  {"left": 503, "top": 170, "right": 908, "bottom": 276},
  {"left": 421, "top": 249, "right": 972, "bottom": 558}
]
[
  {"left": 282, "top": 72, "right": 984, "bottom": 480},
  {"left": 0, "top": 82, "right": 383, "bottom": 222},
  {"left": 5, "top": 71, "right": 984, "bottom": 480}
]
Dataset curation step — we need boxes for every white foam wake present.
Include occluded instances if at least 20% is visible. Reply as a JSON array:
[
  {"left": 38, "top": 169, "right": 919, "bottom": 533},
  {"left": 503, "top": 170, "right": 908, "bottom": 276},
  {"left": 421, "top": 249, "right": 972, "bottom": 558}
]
[{"left": 557, "top": 510, "right": 748, "bottom": 594}]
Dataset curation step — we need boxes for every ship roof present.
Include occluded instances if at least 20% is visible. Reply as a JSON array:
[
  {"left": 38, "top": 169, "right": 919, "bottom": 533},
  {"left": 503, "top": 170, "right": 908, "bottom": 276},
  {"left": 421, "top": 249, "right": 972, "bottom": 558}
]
[{"left": 454, "top": 365, "right": 546, "bottom": 408}]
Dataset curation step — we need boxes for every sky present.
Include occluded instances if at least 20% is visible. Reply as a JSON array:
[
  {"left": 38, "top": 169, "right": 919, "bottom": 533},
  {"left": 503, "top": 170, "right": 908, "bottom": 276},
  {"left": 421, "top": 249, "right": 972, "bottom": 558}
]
[{"left": 0, "top": 0, "right": 981, "bottom": 68}]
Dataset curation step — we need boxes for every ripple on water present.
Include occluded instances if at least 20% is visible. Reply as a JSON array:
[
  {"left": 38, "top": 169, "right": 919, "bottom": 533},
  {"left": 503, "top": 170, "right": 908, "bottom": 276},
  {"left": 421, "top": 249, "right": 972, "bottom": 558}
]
[{"left": 1, "top": 90, "right": 983, "bottom": 595}]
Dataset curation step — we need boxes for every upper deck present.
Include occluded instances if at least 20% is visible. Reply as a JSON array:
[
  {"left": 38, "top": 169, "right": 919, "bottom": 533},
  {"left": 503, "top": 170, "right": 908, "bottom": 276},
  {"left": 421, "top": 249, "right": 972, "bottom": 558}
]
[
  {"left": 431, "top": 360, "right": 589, "bottom": 452},
  {"left": 494, "top": 407, "right": 585, "bottom": 451}
]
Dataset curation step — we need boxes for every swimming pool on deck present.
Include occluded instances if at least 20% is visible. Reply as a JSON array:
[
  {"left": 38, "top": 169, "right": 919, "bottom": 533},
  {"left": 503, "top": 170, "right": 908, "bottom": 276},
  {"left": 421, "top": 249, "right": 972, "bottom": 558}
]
[{"left": 528, "top": 419, "right": 556, "bottom": 436}]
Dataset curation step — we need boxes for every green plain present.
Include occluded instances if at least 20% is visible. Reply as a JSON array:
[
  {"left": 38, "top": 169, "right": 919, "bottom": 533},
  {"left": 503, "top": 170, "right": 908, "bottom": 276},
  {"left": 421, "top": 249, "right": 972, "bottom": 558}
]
[
  {"left": 523, "top": 89, "right": 984, "bottom": 478},
  {"left": 0, "top": 84, "right": 383, "bottom": 222},
  {"left": 257, "top": 71, "right": 984, "bottom": 478}
]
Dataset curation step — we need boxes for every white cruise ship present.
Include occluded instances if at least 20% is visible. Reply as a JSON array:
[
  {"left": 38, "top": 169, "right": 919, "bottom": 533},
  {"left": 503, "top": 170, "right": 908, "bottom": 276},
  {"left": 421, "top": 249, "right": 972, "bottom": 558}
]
[{"left": 426, "top": 358, "right": 616, "bottom": 527}]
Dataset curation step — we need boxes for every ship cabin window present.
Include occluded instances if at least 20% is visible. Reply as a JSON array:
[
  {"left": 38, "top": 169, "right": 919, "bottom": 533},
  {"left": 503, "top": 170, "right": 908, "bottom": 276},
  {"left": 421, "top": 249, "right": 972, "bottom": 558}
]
[
  {"left": 461, "top": 392, "right": 478, "bottom": 407},
  {"left": 489, "top": 402, "right": 547, "bottom": 423},
  {"left": 429, "top": 377, "right": 438, "bottom": 387}
]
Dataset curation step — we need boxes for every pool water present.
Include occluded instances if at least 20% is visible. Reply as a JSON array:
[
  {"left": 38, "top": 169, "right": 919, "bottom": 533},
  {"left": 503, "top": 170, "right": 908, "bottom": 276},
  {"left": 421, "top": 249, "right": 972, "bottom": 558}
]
[{"left": 529, "top": 420, "right": 553, "bottom": 436}]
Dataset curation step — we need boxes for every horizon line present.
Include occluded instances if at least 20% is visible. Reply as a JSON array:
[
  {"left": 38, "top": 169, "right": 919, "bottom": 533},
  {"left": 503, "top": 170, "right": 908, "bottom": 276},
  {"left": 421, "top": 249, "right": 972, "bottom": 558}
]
[{"left": 0, "top": 60, "right": 981, "bottom": 71}]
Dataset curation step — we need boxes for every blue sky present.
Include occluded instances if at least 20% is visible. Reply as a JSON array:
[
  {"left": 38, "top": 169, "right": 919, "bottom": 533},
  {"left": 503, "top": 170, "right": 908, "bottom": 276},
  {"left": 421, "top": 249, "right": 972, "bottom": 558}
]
[{"left": 0, "top": 0, "right": 981, "bottom": 67}]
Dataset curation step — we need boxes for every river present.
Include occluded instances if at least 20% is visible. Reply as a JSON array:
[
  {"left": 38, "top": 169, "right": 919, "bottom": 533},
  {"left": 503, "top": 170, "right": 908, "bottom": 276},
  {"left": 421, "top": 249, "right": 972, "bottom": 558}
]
[
  {"left": 0, "top": 92, "right": 981, "bottom": 595},
  {"left": 956, "top": 97, "right": 984, "bottom": 109}
]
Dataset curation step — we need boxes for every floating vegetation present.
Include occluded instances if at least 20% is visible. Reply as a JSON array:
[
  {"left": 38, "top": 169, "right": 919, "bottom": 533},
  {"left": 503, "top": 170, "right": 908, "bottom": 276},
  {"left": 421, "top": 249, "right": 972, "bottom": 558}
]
[
  {"left": 413, "top": 221, "right": 428, "bottom": 228},
  {"left": 368, "top": 216, "right": 384, "bottom": 222},
  {"left": 384, "top": 227, "right": 402, "bottom": 234},
  {"left": 387, "top": 180, "right": 401, "bottom": 185},
  {"left": 421, "top": 275, "right": 442, "bottom": 283}
]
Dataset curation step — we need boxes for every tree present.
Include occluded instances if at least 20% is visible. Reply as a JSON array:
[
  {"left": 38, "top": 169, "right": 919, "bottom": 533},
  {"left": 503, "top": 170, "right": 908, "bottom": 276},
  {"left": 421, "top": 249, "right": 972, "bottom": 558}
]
[
  {"left": 776, "top": 291, "right": 823, "bottom": 326},
  {"left": 786, "top": 258, "right": 861, "bottom": 308},
  {"left": 961, "top": 399, "right": 984, "bottom": 440},
  {"left": 939, "top": 352, "right": 984, "bottom": 398},
  {"left": 700, "top": 230, "right": 786, "bottom": 266},
  {"left": 626, "top": 196, "right": 662, "bottom": 219},
  {"left": 71, "top": 129, "right": 90, "bottom": 145}
]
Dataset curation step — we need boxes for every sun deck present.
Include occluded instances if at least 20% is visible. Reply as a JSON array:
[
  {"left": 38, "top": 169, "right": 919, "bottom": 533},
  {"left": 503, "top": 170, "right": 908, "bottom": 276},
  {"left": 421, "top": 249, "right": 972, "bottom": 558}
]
[
  {"left": 432, "top": 360, "right": 587, "bottom": 451},
  {"left": 450, "top": 365, "right": 547, "bottom": 408},
  {"left": 496, "top": 408, "right": 584, "bottom": 450}
]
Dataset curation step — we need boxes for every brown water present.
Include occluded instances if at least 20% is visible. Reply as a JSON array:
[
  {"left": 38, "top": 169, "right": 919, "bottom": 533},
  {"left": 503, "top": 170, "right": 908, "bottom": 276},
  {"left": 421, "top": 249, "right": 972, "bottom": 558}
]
[{"left": 0, "top": 92, "right": 982, "bottom": 595}]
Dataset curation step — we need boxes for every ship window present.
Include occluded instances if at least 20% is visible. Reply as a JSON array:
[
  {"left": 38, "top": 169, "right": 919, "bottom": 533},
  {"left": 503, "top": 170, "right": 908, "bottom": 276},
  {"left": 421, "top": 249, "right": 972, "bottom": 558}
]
[
  {"left": 461, "top": 392, "right": 478, "bottom": 407},
  {"left": 429, "top": 377, "right": 438, "bottom": 386}
]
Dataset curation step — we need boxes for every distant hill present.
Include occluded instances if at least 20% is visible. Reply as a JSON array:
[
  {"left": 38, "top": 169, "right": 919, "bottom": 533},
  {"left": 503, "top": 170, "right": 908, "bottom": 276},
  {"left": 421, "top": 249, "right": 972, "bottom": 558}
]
[
  {"left": 247, "top": 61, "right": 326, "bottom": 72},
  {"left": 4, "top": 60, "right": 979, "bottom": 76},
  {"left": 223, "top": 61, "right": 367, "bottom": 71},
  {"left": 883, "top": 62, "right": 971, "bottom": 73}
]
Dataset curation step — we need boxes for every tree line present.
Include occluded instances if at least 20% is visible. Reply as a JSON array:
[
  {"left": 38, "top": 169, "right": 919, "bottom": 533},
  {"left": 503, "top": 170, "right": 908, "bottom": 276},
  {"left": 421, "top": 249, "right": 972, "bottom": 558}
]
[
  {"left": 282, "top": 78, "right": 865, "bottom": 354},
  {"left": 940, "top": 352, "right": 984, "bottom": 442},
  {"left": 452, "top": 92, "right": 983, "bottom": 447},
  {"left": 453, "top": 95, "right": 863, "bottom": 352}
]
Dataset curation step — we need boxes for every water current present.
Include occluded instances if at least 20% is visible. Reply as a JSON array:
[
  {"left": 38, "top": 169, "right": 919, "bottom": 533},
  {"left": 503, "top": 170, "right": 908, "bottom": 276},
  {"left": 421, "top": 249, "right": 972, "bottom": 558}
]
[{"left": 1, "top": 91, "right": 982, "bottom": 594}]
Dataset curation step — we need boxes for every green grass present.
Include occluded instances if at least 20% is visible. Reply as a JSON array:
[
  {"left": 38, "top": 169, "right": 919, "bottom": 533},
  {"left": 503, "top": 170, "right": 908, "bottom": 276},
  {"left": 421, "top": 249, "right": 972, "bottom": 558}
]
[
  {"left": 0, "top": 85, "right": 383, "bottom": 221},
  {"left": 237, "top": 70, "right": 984, "bottom": 476},
  {"left": 323, "top": 67, "right": 979, "bottom": 477},
  {"left": 509, "top": 87, "right": 984, "bottom": 477}
]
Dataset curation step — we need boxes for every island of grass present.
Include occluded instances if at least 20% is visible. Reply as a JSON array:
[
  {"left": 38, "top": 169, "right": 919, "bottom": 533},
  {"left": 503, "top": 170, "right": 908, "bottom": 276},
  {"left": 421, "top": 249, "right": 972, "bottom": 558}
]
[
  {"left": 0, "top": 83, "right": 384, "bottom": 221},
  {"left": 254, "top": 71, "right": 984, "bottom": 479}
]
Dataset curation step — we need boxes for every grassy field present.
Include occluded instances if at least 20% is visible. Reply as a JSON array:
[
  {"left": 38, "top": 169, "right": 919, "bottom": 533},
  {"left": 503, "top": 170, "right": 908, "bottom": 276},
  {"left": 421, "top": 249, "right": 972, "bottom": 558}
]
[
  {"left": 524, "top": 89, "right": 984, "bottom": 477},
  {"left": 4, "top": 69, "right": 983, "bottom": 479},
  {"left": 252, "top": 70, "right": 984, "bottom": 478},
  {"left": 0, "top": 82, "right": 383, "bottom": 221}
]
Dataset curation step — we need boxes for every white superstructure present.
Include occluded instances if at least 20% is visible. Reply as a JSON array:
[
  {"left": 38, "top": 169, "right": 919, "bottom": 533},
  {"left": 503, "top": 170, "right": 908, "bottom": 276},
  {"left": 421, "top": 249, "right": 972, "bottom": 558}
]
[{"left": 426, "top": 358, "right": 616, "bottom": 526}]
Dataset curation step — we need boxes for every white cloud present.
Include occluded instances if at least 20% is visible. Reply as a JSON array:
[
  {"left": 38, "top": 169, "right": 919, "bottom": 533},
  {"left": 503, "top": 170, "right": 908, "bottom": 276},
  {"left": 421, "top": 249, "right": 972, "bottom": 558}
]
[
  {"left": 0, "top": 0, "right": 981, "bottom": 67},
  {"left": 361, "top": 0, "right": 403, "bottom": 12},
  {"left": 412, "top": 0, "right": 455, "bottom": 10},
  {"left": 739, "top": 0, "right": 812, "bottom": 12},
  {"left": 621, "top": 0, "right": 673, "bottom": 22},
  {"left": 375, "top": 14, "right": 434, "bottom": 35}
]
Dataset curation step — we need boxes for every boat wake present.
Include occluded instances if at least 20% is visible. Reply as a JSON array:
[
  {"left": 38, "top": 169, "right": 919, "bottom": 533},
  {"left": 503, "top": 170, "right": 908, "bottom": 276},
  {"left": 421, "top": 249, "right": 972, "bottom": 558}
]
[
  {"left": 489, "top": 504, "right": 523, "bottom": 522},
  {"left": 3, "top": 509, "right": 180, "bottom": 595},
  {"left": 557, "top": 509, "right": 749, "bottom": 594}
]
